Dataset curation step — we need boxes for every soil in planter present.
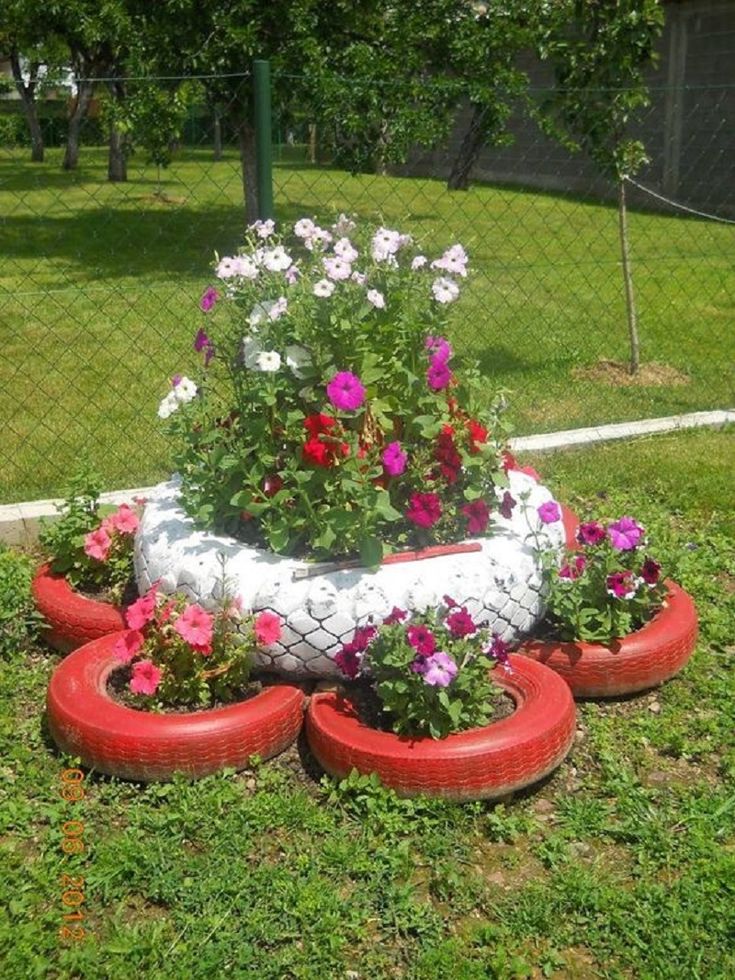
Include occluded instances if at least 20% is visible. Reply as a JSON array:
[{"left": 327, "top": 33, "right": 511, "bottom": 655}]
[
  {"left": 73, "top": 575, "right": 138, "bottom": 607},
  {"left": 342, "top": 681, "right": 516, "bottom": 735},
  {"left": 107, "top": 666, "right": 286, "bottom": 714}
]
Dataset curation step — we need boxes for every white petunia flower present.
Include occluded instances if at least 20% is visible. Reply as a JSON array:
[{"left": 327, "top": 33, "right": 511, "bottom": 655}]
[
  {"left": 242, "top": 335, "right": 263, "bottom": 368},
  {"left": 262, "top": 246, "right": 292, "bottom": 272},
  {"left": 371, "top": 227, "right": 402, "bottom": 262},
  {"left": 157, "top": 391, "right": 179, "bottom": 419},
  {"left": 432, "top": 243, "right": 468, "bottom": 278},
  {"left": 411, "top": 255, "right": 428, "bottom": 270},
  {"left": 285, "top": 344, "right": 312, "bottom": 378},
  {"left": 351, "top": 270, "right": 367, "bottom": 286},
  {"left": 232, "top": 255, "right": 259, "bottom": 279},
  {"left": 332, "top": 213, "right": 356, "bottom": 236},
  {"left": 254, "top": 350, "right": 281, "bottom": 372},
  {"left": 305, "top": 227, "right": 333, "bottom": 252},
  {"left": 172, "top": 376, "right": 198, "bottom": 404},
  {"left": 333, "top": 237, "right": 359, "bottom": 263},
  {"left": 294, "top": 217, "right": 316, "bottom": 238},
  {"left": 249, "top": 218, "right": 276, "bottom": 239},
  {"left": 431, "top": 276, "right": 460, "bottom": 304},
  {"left": 323, "top": 255, "right": 352, "bottom": 281},
  {"left": 313, "top": 278, "right": 335, "bottom": 298},
  {"left": 215, "top": 256, "right": 238, "bottom": 279},
  {"left": 268, "top": 296, "right": 288, "bottom": 320},
  {"left": 366, "top": 289, "right": 385, "bottom": 309}
]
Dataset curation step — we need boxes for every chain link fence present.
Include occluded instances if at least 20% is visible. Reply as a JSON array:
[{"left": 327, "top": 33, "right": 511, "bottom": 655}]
[{"left": 1, "top": 71, "right": 733, "bottom": 504}]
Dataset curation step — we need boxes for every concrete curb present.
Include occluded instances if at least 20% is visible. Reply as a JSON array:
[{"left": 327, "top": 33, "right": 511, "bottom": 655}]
[{"left": 2, "top": 409, "right": 732, "bottom": 548}]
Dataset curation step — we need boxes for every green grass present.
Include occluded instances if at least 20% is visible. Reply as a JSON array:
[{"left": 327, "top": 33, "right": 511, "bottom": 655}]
[
  {"left": 1, "top": 145, "right": 733, "bottom": 503},
  {"left": 1, "top": 430, "right": 734, "bottom": 978}
]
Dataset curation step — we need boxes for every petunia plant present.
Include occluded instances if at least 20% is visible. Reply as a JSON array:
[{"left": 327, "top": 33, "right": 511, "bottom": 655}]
[
  {"left": 113, "top": 584, "right": 283, "bottom": 708},
  {"left": 334, "top": 598, "right": 511, "bottom": 739},
  {"left": 540, "top": 514, "right": 667, "bottom": 644},
  {"left": 160, "top": 216, "right": 512, "bottom": 564}
]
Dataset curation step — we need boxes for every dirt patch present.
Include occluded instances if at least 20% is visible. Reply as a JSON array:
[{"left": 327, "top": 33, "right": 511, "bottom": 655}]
[{"left": 573, "top": 359, "right": 690, "bottom": 387}]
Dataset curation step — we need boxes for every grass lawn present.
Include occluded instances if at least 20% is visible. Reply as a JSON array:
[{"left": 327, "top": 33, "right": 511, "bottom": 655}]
[
  {"left": 2, "top": 430, "right": 734, "bottom": 978},
  {"left": 1, "top": 146, "right": 733, "bottom": 503}
]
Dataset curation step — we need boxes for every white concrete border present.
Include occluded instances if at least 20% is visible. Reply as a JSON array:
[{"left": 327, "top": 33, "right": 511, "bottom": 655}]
[{"left": 3, "top": 408, "right": 732, "bottom": 548}]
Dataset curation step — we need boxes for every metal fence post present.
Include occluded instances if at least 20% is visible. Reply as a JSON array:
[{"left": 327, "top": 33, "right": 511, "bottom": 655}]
[{"left": 253, "top": 59, "right": 274, "bottom": 220}]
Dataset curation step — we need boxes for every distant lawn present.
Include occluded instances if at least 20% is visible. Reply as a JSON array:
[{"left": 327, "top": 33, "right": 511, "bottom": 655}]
[{"left": 1, "top": 145, "right": 733, "bottom": 502}]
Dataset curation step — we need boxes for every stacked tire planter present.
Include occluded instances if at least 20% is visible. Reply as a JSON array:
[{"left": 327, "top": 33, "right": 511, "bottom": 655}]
[
  {"left": 32, "top": 564, "right": 126, "bottom": 653},
  {"left": 306, "top": 655, "right": 576, "bottom": 801},
  {"left": 517, "top": 579, "right": 698, "bottom": 699},
  {"left": 45, "top": 631, "right": 306, "bottom": 782}
]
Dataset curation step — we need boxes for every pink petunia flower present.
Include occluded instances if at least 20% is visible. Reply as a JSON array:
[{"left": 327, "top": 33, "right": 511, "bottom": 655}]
[
  {"left": 407, "top": 625, "right": 436, "bottom": 656},
  {"left": 606, "top": 571, "right": 638, "bottom": 600},
  {"left": 84, "top": 527, "right": 111, "bottom": 562},
  {"left": 326, "top": 371, "right": 366, "bottom": 411},
  {"left": 577, "top": 521, "right": 606, "bottom": 546},
  {"left": 462, "top": 500, "right": 490, "bottom": 534},
  {"left": 406, "top": 492, "right": 442, "bottom": 529},
  {"left": 608, "top": 516, "right": 644, "bottom": 551},
  {"left": 109, "top": 504, "right": 139, "bottom": 535},
  {"left": 640, "top": 557, "right": 661, "bottom": 586},
  {"left": 129, "top": 660, "right": 162, "bottom": 696},
  {"left": 199, "top": 286, "right": 220, "bottom": 312},
  {"left": 445, "top": 607, "right": 477, "bottom": 638},
  {"left": 559, "top": 555, "right": 587, "bottom": 580},
  {"left": 425, "top": 335, "right": 452, "bottom": 363},
  {"left": 335, "top": 647, "right": 362, "bottom": 679},
  {"left": 420, "top": 651, "right": 458, "bottom": 687},
  {"left": 538, "top": 501, "right": 562, "bottom": 524},
  {"left": 426, "top": 360, "right": 452, "bottom": 391},
  {"left": 383, "top": 606, "right": 408, "bottom": 625},
  {"left": 113, "top": 630, "right": 145, "bottom": 662},
  {"left": 499, "top": 491, "right": 516, "bottom": 520},
  {"left": 487, "top": 635, "right": 510, "bottom": 665},
  {"left": 382, "top": 441, "right": 407, "bottom": 477},
  {"left": 174, "top": 604, "right": 214, "bottom": 648},
  {"left": 254, "top": 611, "right": 282, "bottom": 646},
  {"left": 125, "top": 593, "right": 157, "bottom": 630}
]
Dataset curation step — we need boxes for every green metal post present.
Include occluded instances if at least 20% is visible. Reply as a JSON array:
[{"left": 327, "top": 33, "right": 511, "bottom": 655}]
[{"left": 253, "top": 59, "right": 274, "bottom": 221}]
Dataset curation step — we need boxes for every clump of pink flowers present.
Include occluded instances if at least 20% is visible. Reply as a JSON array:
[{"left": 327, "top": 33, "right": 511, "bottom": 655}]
[
  {"left": 113, "top": 586, "right": 282, "bottom": 708},
  {"left": 541, "top": 513, "right": 667, "bottom": 644},
  {"left": 334, "top": 598, "right": 510, "bottom": 739}
]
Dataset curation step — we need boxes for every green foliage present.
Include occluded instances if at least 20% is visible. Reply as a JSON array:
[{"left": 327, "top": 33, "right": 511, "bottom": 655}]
[
  {"left": 37, "top": 466, "right": 136, "bottom": 602},
  {"left": 0, "top": 546, "right": 43, "bottom": 659},
  {"left": 167, "top": 219, "right": 508, "bottom": 560}
]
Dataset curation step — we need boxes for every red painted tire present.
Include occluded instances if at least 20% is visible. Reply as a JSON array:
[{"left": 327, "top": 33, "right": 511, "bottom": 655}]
[
  {"left": 46, "top": 632, "right": 306, "bottom": 781},
  {"left": 306, "top": 655, "right": 576, "bottom": 800},
  {"left": 517, "top": 580, "right": 698, "bottom": 698},
  {"left": 32, "top": 564, "right": 126, "bottom": 653}
]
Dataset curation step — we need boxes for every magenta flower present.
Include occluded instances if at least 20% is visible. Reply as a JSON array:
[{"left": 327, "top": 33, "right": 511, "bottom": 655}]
[
  {"left": 427, "top": 360, "right": 452, "bottom": 391},
  {"left": 425, "top": 335, "right": 453, "bottom": 363},
  {"left": 351, "top": 625, "right": 377, "bottom": 651},
  {"left": 199, "top": 286, "right": 220, "bottom": 312},
  {"left": 407, "top": 625, "right": 436, "bottom": 656},
  {"left": 125, "top": 593, "right": 157, "bottom": 630},
  {"left": 382, "top": 441, "right": 407, "bottom": 477},
  {"left": 446, "top": 607, "right": 477, "bottom": 638},
  {"left": 84, "top": 527, "right": 111, "bottom": 562},
  {"left": 326, "top": 371, "right": 365, "bottom": 411},
  {"left": 606, "top": 571, "right": 638, "bottom": 600},
  {"left": 335, "top": 647, "right": 361, "bottom": 679},
  {"left": 640, "top": 557, "right": 661, "bottom": 586},
  {"left": 109, "top": 504, "right": 139, "bottom": 535},
  {"left": 487, "top": 635, "right": 509, "bottom": 665},
  {"left": 129, "top": 660, "right": 162, "bottom": 696},
  {"left": 577, "top": 521, "right": 606, "bottom": 546},
  {"left": 443, "top": 595, "right": 458, "bottom": 608},
  {"left": 559, "top": 555, "right": 587, "bottom": 580},
  {"left": 421, "top": 651, "right": 458, "bottom": 687},
  {"left": 113, "top": 630, "right": 144, "bottom": 662},
  {"left": 194, "top": 327, "right": 215, "bottom": 367},
  {"left": 538, "top": 501, "right": 562, "bottom": 524},
  {"left": 608, "top": 516, "right": 644, "bottom": 551},
  {"left": 462, "top": 499, "right": 490, "bottom": 535},
  {"left": 406, "top": 492, "right": 442, "bottom": 529},
  {"left": 254, "top": 611, "right": 282, "bottom": 646},
  {"left": 499, "top": 491, "right": 516, "bottom": 520},
  {"left": 174, "top": 604, "right": 214, "bottom": 648},
  {"left": 383, "top": 607, "right": 408, "bottom": 625}
]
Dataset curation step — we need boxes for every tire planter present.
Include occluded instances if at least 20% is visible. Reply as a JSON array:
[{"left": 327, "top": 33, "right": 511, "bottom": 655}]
[
  {"left": 305, "top": 654, "right": 576, "bottom": 801},
  {"left": 134, "top": 470, "right": 569, "bottom": 678},
  {"left": 46, "top": 631, "right": 306, "bottom": 781},
  {"left": 517, "top": 580, "right": 698, "bottom": 698},
  {"left": 32, "top": 563, "right": 126, "bottom": 653}
]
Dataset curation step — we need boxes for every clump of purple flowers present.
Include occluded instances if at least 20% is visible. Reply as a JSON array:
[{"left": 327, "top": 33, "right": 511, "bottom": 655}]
[{"left": 332, "top": 597, "right": 511, "bottom": 739}]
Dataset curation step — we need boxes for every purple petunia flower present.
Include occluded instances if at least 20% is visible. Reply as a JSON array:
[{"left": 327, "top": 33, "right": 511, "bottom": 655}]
[
  {"left": 445, "top": 607, "right": 477, "bottom": 638},
  {"left": 559, "top": 555, "right": 587, "bottom": 580},
  {"left": 640, "top": 557, "right": 661, "bottom": 586},
  {"left": 335, "top": 647, "right": 362, "bottom": 679},
  {"left": 608, "top": 516, "right": 644, "bottom": 551},
  {"left": 425, "top": 335, "right": 453, "bottom": 364},
  {"left": 407, "top": 625, "right": 436, "bottom": 656},
  {"left": 194, "top": 327, "right": 215, "bottom": 367},
  {"left": 421, "top": 651, "right": 458, "bottom": 687},
  {"left": 577, "top": 521, "right": 606, "bottom": 546},
  {"left": 538, "top": 500, "right": 562, "bottom": 524},
  {"left": 383, "top": 606, "right": 408, "bottom": 625},
  {"left": 606, "top": 570, "right": 638, "bottom": 600},
  {"left": 487, "top": 635, "right": 509, "bottom": 665},
  {"left": 350, "top": 625, "right": 377, "bottom": 651},
  {"left": 499, "top": 491, "right": 516, "bottom": 520},
  {"left": 427, "top": 360, "right": 452, "bottom": 391},
  {"left": 326, "top": 371, "right": 365, "bottom": 411},
  {"left": 406, "top": 492, "right": 442, "bottom": 528},
  {"left": 382, "top": 441, "right": 407, "bottom": 477},
  {"left": 199, "top": 286, "right": 220, "bottom": 313}
]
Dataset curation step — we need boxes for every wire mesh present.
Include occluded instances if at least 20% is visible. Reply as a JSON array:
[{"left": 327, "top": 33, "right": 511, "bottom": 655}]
[{"left": 0, "top": 70, "right": 733, "bottom": 504}]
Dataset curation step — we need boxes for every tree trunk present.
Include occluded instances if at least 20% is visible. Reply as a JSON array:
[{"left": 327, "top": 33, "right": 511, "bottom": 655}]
[
  {"left": 375, "top": 117, "right": 389, "bottom": 176},
  {"left": 10, "top": 51, "right": 44, "bottom": 163},
  {"left": 308, "top": 123, "right": 316, "bottom": 164},
  {"left": 238, "top": 118, "right": 259, "bottom": 224},
  {"left": 618, "top": 178, "right": 640, "bottom": 375},
  {"left": 447, "top": 103, "right": 488, "bottom": 191},
  {"left": 107, "top": 81, "right": 127, "bottom": 182},
  {"left": 63, "top": 80, "right": 95, "bottom": 171},
  {"left": 213, "top": 110, "right": 223, "bottom": 161}
]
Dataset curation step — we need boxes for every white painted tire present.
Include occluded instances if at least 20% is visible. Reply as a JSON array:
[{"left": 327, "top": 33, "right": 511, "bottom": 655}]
[{"left": 134, "top": 472, "right": 564, "bottom": 677}]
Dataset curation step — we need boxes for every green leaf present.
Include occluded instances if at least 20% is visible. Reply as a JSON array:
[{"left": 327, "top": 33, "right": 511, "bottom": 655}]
[{"left": 359, "top": 536, "right": 383, "bottom": 568}]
